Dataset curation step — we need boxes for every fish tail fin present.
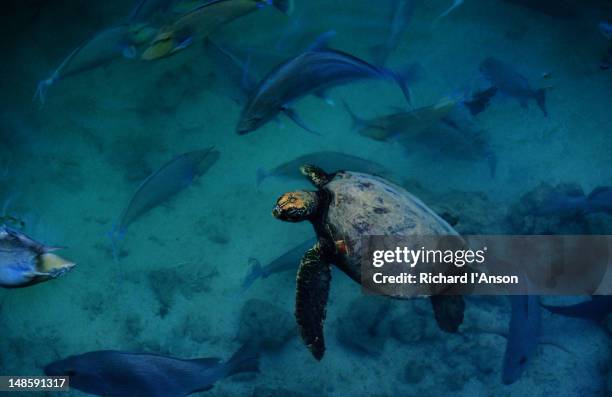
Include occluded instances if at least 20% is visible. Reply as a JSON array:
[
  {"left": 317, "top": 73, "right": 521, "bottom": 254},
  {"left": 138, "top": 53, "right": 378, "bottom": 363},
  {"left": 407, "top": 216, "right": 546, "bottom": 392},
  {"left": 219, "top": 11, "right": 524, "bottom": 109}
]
[
  {"left": 33, "top": 78, "right": 54, "bottom": 108},
  {"left": 242, "top": 257, "right": 263, "bottom": 291},
  {"left": 395, "top": 62, "right": 424, "bottom": 85},
  {"left": 1, "top": 193, "right": 13, "bottom": 217},
  {"left": 541, "top": 301, "right": 606, "bottom": 321},
  {"left": 225, "top": 343, "right": 260, "bottom": 377},
  {"left": 107, "top": 225, "right": 125, "bottom": 262},
  {"left": 255, "top": 168, "right": 268, "bottom": 187},
  {"left": 341, "top": 100, "right": 367, "bottom": 131},
  {"left": 271, "top": 0, "right": 294, "bottom": 15},
  {"left": 587, "top": 186, "right": 609, "bottom": 200},
  {"left": 535, "top": 88, "right": 547, "bottom": 117},
  {"left": 241, "top": 54, "right": 254, "bottom": 93},
  {"left": 204, "top": 38, "right": 255, "bottom": 97},
  {"left": 435, "top": 0, "right": 464, "bottom": 22},
  {"left": 387, "top": 68, "right": 412, "bottom": 105},
  {"left": 584, "top": 187, "right": 611, "bottom": 213}
]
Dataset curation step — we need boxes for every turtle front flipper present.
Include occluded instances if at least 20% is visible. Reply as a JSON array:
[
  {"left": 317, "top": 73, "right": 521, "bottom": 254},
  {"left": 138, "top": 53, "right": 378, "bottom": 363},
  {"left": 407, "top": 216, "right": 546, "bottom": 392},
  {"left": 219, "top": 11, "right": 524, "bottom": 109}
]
[
  {"left": 295, "top": 242, "right": 331, "bottom": 360},
  {"left": 300, "top": 164, "right": 333, "bottom": 188},
  {"left": 429, "top": 295, "right": 465, "bottom": 333}
]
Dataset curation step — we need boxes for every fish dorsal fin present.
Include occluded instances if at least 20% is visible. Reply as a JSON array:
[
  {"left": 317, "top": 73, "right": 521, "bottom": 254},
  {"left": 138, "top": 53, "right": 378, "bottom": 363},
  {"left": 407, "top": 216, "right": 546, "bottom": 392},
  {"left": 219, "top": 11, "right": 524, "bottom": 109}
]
[
  {"left": 306, "top": 30, "right": 337, "bottom": 52},
  {"left": 588, "top": 186, "right": 611, "bottom": 200}
]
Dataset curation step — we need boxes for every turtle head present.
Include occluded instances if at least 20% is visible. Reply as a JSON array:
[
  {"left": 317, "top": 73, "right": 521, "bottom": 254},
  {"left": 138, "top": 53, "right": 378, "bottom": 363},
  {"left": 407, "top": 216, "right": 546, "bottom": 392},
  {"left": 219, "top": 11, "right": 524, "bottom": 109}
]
[{"left": 272, "top": 191, "right": 318, "bottom": 222}]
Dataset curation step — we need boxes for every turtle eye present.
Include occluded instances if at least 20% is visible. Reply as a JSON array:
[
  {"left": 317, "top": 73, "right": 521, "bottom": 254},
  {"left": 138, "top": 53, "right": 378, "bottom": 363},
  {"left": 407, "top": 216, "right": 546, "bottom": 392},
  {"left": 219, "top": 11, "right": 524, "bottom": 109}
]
[{"left": 278, "top": 194, "right": 298, "bottom": 207}]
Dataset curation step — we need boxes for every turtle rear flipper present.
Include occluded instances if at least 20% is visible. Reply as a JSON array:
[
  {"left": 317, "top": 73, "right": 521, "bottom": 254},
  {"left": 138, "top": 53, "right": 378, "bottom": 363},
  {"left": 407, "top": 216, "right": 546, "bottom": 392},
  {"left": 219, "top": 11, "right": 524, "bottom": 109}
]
[
  {"left": 295, "top": 242, "right": 331, "bottom": 360},
  {"left": 430, "top": 295, "right": 464, "bottom": 333}
]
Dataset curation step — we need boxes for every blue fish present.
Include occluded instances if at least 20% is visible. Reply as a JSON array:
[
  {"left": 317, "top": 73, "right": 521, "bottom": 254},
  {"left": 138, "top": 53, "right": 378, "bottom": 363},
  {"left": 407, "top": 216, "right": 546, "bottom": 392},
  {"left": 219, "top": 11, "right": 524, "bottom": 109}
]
[
  {"left": 600, "top": 21, "right": 612, "bottom": 40},
  {"left": 128, "top": 0, "right": 174, "bottom": 23},
  {"left": 584, "top": 186, "right": 612, "bottom": 214},
  {"left": 501, "top": 0, "right": 576, "bottom": 19},
  {"left": 242, "top": 238, "right": 316, "bottom": 290},
  {"left": 109, "top": 148, "right": 219, "bottom": 259},
  {"left": 370, "top": 0, "right": 416, "bottom": 65},
  {"left": 203, "top": 39, "right": 258, "bottom": 105},
  {"left": 34, "top": 26, "right": 146, "bottom": 106},
  {"left": 479, "top": 57, "right": 547, "bottom": 117},
  {"left": 533, "top": 186, "right": 612, "bottom": 217},
  {"left": 236, "top": 42, "right": 412, "bottom": 135},
  {"left": 542, "top": 296, "right": 612, "bottom": 322},
  {"left": 44, "top": 344, "right": 259, "bottom": 397},
  {"left": 462, "top": 86, "right": 498, "bottom": 116},
  {"left": 502, "top": 295, "right": 541, "bottom": 384},
  {"left": 533, "top": 191, "right": 586, "bottom": 217}
]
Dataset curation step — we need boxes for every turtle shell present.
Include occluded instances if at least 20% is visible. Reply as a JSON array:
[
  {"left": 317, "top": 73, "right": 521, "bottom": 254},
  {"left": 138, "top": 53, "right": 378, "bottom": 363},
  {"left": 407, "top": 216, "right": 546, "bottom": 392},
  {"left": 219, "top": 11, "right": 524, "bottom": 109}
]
[{"left": 319, "top": 171, "right": 457, "bottom": 282}]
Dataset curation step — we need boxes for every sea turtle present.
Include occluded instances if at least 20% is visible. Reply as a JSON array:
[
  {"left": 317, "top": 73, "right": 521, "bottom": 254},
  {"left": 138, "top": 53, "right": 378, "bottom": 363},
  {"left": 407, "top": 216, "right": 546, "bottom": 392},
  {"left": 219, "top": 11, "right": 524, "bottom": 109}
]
[
  {"left": 0, "top": 226, "right": 75, "bottom": 288},
  {"left": 272, "top": 165, "right": 465, "bottom": 359}
]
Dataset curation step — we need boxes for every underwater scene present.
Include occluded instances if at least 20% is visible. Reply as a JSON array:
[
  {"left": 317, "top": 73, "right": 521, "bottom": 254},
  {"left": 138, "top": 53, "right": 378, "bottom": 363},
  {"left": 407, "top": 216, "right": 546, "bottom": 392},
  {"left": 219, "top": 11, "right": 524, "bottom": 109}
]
[{"left": 1, "top": 0, "right": 612, "bottom": 396}]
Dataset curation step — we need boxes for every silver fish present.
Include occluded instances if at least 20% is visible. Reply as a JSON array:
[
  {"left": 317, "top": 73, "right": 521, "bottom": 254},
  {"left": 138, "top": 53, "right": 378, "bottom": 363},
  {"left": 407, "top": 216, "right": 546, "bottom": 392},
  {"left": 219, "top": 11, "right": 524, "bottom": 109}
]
[
  {"left": 34, "top": 25, "right": 156, "bottom": 106},
  {"left": 256, "top": 151, "right": 389, "bottom": 187},
  {"left": 242, "top": 237, "right": 316, "bottom": 290},
  {"left": 110, "top": 148, "right": 219, "bottom": 257},
  {"left": 410, "top": 104, "right": 498, "bottom": 177},
  {"left": 45, "top": 344, "right": 259, "bottom": 397},
  {"left": 236, "top": 46, "right": 411, "bottom": 135},
  {"left": 0, "top": 226, "right": 75, "bottom": 288},
  {"left": 141, "top": 0, "right": 292, "bottom": 60},
  {"left": 344, "top": 97, "right": 458, "bottom": 141}
]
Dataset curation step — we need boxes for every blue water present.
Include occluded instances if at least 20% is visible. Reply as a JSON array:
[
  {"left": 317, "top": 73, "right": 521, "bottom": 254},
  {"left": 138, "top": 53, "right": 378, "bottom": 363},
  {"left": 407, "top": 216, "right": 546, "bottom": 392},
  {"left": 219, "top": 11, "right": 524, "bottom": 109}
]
[{"left": 1, "top": 0, "right": 611, "bottom": 396}]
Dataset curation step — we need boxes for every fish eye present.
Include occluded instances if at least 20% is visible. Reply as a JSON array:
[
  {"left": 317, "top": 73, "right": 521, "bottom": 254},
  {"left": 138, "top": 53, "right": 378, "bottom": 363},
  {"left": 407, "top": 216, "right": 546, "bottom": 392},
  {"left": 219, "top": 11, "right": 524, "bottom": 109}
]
[{"left": 518, "top": 356, "right": 527, "bottom": 365}]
